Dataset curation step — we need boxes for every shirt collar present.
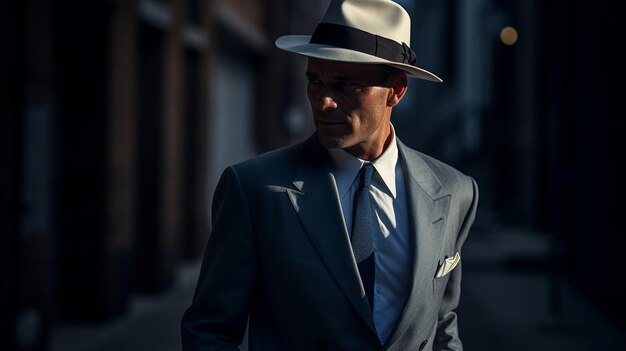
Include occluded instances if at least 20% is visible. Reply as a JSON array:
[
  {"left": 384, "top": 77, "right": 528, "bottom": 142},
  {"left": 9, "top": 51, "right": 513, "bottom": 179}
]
[{"left": 327, "top": 124, "right": 399, "bottom": 200}]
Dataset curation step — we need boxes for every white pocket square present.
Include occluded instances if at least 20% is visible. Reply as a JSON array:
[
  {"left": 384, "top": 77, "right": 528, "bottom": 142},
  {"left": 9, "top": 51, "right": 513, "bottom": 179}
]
[{"left": 435, "top": 252, "right": 461, "bottom": 278}]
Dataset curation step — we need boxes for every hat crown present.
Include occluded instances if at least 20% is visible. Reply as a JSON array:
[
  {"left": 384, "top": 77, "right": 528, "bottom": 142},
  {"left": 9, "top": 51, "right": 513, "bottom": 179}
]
[
  {"left": 274, "top": 0, "right": 442, "bottom": 82},
  {"left": 321, "top": 0, "right": 411, "bottom": 46}
]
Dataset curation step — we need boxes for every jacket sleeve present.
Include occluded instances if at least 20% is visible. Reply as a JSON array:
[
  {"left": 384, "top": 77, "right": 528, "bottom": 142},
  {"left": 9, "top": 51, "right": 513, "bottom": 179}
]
[
  {"left": 181, "top": 166, "right": 257, "bottom": 350},
  {"left": 433, "top": 176, "right": 479, "bottom": 351}
]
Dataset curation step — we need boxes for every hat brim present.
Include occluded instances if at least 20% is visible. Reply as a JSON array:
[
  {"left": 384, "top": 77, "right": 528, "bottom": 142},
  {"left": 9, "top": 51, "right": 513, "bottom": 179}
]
[{"left": 276, "top": 35, "right": 442, "bottom": 83}]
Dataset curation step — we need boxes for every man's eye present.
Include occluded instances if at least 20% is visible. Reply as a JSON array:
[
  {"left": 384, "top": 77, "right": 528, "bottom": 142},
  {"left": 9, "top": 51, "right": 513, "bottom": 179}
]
[
  {"left": 338, "top": 81, "right": 363, "bottom": 90},
  {"left": 307, "top": 78, "right": 322, "bottom": 85}
]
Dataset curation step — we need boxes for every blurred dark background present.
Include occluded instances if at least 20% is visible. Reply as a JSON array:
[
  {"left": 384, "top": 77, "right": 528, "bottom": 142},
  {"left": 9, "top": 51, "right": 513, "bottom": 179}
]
[{"left": 2, "top": 0, "right": 625, "bottom": 350}]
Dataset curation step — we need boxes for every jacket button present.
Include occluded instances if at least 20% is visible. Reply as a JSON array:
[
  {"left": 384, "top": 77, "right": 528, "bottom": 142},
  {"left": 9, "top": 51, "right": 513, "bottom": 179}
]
[{"left": 419, "top": 339, "right": 428, "bottom": 350}]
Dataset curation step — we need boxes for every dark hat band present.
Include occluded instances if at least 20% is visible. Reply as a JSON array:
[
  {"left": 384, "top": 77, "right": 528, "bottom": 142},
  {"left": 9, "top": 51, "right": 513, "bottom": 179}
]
[{"left": 309, "top": 22, "right": 417, "bottom": 65}]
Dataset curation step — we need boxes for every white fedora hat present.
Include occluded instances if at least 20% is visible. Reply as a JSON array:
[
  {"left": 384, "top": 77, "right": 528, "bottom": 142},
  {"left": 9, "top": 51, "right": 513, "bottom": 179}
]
[{"left": 275, "top": 0, "right": 442, "bottom": 82}]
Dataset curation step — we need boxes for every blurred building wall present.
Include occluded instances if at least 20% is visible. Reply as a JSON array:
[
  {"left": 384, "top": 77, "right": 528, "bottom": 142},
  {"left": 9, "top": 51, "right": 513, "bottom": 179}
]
[
  {"left": 397, "top": 0, "right": 626, "bottom": 330},
  {"left": 2, "top": 0, "right": 56, "bottom": 349},
  {"left": 0, "top": 0, "right": 330, "bottom": 349}
]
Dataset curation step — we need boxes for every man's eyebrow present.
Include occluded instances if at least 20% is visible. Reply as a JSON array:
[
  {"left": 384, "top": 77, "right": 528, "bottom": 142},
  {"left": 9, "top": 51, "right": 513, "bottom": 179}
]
[{"left": 333, "top": 75, "right": 362, "bottom": 81}]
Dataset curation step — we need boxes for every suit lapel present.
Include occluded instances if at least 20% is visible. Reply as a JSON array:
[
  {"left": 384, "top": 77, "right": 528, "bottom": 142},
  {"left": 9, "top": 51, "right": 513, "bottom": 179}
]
[
  {"left": 288, "top": 136, "right": 376, "bottom": 333},
  {"left": 385, "top": 141, "right": 451, "bottom": 348}
]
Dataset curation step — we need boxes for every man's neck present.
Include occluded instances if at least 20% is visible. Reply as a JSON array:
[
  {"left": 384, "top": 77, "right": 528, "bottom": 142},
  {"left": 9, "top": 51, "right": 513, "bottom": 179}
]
[{"left": 343, "top": 123, "right": 393, "bottom": 161}]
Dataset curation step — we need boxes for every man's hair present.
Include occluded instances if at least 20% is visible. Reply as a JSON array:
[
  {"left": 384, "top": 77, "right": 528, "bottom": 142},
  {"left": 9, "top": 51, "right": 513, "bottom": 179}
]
[
  {"left": 375, "top": 64, "right": 407, "bottom": 87},
  {"left": 381, "top": 65, "right": 406, "bottom": 78}
]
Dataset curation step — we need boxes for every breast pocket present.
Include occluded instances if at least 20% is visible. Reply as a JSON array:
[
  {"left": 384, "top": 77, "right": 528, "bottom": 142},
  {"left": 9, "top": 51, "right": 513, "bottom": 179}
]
[{"left": 432, "top": 251, "right": 459, "bottom": 294}]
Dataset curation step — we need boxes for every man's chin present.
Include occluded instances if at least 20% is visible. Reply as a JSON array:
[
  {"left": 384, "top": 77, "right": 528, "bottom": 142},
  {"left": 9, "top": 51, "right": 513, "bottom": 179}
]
[{"left": 316, "top": 133, "right": 351, "bottom": 149}]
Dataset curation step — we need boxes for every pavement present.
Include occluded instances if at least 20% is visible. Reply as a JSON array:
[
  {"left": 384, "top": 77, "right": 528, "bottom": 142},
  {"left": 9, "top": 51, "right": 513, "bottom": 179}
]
[
  {"left": 48, "top": 222, "right": 626, "bottom": 351},
  {"left": 48, "top": 264, "right": 198, "bottom": 351}
]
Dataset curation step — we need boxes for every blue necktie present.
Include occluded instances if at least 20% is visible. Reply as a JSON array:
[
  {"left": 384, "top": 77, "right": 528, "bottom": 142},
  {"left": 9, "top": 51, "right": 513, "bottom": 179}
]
[{"left": 351, "top": 163, "right": 375, "bottom": 310}]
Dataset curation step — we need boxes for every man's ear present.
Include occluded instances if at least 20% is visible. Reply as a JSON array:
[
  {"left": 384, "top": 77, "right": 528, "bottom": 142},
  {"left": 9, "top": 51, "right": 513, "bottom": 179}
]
[{"left": 387, "top": 73, "right": 408, "bottom": 107}]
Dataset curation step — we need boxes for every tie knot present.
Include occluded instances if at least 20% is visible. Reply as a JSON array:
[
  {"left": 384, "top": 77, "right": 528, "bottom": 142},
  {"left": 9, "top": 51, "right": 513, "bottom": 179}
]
[{"left": 359, "top": 163, "right": 374, "bottom": 188}]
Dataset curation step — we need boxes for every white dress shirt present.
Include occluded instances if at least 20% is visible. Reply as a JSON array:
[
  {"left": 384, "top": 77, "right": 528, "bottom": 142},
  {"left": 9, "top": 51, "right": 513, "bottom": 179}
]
[{"left": 327, "top": 126, "right": 411, "bottom": 345}]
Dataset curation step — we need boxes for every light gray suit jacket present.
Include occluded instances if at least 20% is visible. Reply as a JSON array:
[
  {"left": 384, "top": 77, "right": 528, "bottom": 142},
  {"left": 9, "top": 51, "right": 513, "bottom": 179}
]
[{"left": 181, "top": 134, "right": 478, "bottom": 351}]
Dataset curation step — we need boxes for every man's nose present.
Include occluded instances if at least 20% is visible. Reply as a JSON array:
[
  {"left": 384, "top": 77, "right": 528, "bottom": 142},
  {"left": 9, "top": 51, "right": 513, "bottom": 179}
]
[{"left": 319, "top": 93, "right": 338, "bottom": 111}]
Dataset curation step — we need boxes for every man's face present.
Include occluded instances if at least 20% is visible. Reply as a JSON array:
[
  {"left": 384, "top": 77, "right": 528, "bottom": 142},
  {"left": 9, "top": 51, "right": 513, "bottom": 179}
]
[{"left": 306, "top": 58, "right": 402, "bottom": 157}]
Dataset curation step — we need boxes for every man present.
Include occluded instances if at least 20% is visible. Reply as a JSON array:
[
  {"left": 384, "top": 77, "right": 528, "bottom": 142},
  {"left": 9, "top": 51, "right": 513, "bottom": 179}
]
[{"left": 181, "top": 0, "right": 478, "bottom": 350}]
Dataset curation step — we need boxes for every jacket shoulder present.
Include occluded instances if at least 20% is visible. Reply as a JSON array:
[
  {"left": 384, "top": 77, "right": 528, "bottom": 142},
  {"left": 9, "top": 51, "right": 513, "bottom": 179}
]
[
  {"left": 227, "top": 137, "right": 312, "bottom": 186},
  {"left": 398, "top": 140, "right": 477, "bottom": 199},
  {"left": 416, "top": 151, "right": 470, "bottom": 183}
]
